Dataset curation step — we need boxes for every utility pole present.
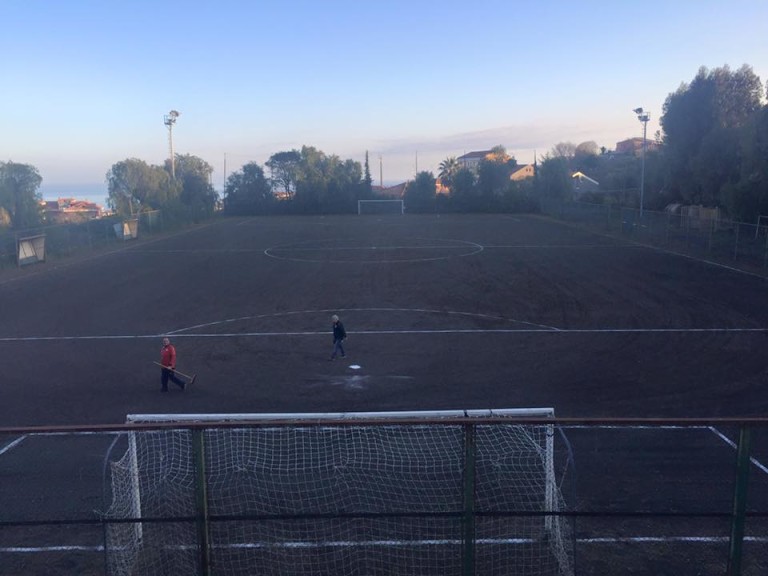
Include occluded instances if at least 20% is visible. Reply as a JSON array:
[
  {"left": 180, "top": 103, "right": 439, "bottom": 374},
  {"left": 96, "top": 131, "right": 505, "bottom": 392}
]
[
  {"left": 379, "top": 156, "right": 383, "bottom": 189},
  {"left": 164, "top": 110, "right": 180, "bottom": 179}
]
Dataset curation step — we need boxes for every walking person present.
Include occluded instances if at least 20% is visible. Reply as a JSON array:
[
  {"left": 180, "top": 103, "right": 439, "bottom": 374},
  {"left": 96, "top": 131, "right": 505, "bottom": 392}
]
[
  {"left": 330, "top": 314, "right": 347, "bottom": 360},
  {"left": 160, "top": 337, "right": 187, "bottom": 392}
]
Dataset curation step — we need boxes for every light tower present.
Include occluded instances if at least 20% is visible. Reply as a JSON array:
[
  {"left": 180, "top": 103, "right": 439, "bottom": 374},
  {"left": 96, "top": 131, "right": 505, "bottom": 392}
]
[
  {"left": 633, "top": 107, "right": 650, "bottom": 218},
  {"left": 164, "top": 110, "right": 180, "bottom": 179}
]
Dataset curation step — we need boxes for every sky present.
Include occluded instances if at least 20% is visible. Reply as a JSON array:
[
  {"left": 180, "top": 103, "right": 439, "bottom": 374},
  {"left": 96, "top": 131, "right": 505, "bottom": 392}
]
[{"left": 1, "top": 0, "right": 766, "bottom": 203}]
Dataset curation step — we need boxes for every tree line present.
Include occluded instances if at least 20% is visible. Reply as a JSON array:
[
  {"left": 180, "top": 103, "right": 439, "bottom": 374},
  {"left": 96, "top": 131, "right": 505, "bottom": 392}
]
[
  {"left": 529, "top": 64, "right": 768, "bottom": 223},
  {"left": 1, "top": 63, "right": 765, "bottom": 230}
]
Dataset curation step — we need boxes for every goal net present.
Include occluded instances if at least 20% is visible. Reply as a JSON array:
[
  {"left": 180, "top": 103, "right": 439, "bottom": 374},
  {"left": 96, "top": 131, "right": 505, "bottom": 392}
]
[
  {"left": 113, "top": 218, "right": 139, "bottom": 241},
  {"left": 104, "top": 409, "right": 573, "bottom": 576},
  {"left": 16, "top": 234, "right": 46, "bottom": 267},
  {"left": 358, "top": 199, "right": 405, "bottom": 215}
]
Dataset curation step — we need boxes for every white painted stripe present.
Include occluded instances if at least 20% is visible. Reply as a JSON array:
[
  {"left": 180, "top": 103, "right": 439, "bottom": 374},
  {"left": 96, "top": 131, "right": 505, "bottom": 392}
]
[
  {"left": 564, "top": 425, "right": 711, "bottom": 430},
  {"left": 166, "top": 307, "right": 560, "bottom": 333},
  {"left": 579, "top": 536, "right": 768, "bottom": 544},
  {"left": 0, "top": 435, "right": 26, "bottom": 456},
  {"left": 269, "top": 245, "right": 478, "bottom": 251},
  {"left": 481, "top": 244, "right": 636, "bottom": 249},
  {"left": 708, "top": 426, "right": 768, "bottom": 475},
  {"left": 3, "top": 535, "right": 767, "bottom": 554},
  {"left": 1, "top": 327, "right": 766, "bottom": 343},
  {"left": 1, "top": 545, "right": 105, "bottom": 553}
]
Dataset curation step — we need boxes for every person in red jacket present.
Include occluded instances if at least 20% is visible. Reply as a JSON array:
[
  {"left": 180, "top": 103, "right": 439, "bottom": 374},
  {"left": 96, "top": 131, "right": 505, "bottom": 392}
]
[{"left": 160, "top": 337, "right": 187, "bottom": 392}]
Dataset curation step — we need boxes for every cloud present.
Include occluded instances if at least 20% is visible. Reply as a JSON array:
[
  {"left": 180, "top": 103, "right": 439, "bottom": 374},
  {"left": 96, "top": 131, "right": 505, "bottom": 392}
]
[{"left": 364, "top": 121, "right": 620, "bottom": 161}]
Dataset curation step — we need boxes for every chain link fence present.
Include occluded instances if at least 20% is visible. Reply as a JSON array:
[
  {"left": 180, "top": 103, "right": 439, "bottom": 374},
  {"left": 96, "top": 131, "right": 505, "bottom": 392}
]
[
  {"left": 0, "top": 210, "right": 168, "bottom": 271},
  {"left": 1, "top": 419, "right": 767, "bottom": 576},
  {"left": 540, "top": 199, "right": 768, "bottom": 275}
]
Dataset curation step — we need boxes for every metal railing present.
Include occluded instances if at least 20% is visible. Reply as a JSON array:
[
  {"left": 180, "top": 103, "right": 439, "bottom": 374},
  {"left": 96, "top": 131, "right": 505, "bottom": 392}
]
[{"left": 0, "top": 417, "right": 766, "bottom": 575}]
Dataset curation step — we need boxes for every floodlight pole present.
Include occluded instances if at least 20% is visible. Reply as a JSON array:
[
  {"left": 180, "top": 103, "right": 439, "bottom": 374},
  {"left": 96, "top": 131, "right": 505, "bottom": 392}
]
[
  {"left": 633, "top": 108, "right": 650, "bottom": 219},
  {"left": 164, "top": 110, "right": 180, "bottom": 180}
]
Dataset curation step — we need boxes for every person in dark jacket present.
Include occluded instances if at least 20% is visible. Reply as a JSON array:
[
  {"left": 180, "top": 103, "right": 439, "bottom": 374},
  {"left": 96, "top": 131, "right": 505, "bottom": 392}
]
[{"left": 330, "top": 315, "right": 347, "bottom": 360}]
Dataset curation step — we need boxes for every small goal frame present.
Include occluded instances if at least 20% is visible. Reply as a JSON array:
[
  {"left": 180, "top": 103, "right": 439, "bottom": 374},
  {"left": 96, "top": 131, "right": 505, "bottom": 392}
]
[
  {"left": 16, "top": 234, "right": 46, "bottom": 267},
  {"left": 113, "top": 218, "right": 139, "bottom": 241}
]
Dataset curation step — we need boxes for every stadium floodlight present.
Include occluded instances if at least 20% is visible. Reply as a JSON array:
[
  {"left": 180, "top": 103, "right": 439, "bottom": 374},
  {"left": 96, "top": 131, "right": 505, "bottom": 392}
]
[
  {"left": 163, "top": 110, "right": 180, "bottom": 179},
  {"left": 634, "top": 107, "right": 650, "bottom": 218}
]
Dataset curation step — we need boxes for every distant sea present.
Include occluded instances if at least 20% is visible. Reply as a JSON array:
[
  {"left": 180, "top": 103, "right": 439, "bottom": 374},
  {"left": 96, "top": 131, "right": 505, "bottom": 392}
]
[{"left": 40, "top": 183, "right": 109, "bottom": 208}]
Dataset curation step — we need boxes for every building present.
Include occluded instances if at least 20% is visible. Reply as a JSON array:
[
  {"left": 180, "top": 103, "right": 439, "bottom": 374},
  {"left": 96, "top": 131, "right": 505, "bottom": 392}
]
[
  {"left": 615, "top": 137, "right": 660, "bottom": 156},
  {"left": 510, "top": 164, "right": 535, "bottom": 181},
  {"left": 372, "top": 182, "right": 409, "bottom": 199},
  {"left": 456, "top": 150, "right": 493, "bottom": 171},
  {"left": 42, "top": 198, "right": 103, "bottom": 224}
]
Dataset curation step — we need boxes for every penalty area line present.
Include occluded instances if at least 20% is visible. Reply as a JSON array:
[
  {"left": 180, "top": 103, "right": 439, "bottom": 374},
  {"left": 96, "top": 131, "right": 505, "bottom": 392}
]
[{"left": 0, "top": 327, "right": 766, "bottom": 342}]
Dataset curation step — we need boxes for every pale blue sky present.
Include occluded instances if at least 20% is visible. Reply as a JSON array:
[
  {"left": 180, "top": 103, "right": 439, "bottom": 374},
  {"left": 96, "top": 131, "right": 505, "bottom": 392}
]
[{"left": 1, "top": 0, "right": 766, "bottom": 201}]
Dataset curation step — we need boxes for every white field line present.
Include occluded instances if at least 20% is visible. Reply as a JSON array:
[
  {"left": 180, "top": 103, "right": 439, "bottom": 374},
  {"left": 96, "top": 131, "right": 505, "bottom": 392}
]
[
  {"left": 708, "top": 426, "right": 768, "bottom": 475},
  {"left": 3, "top": 535, "right": 768, "bottom": 554},
  {"left": 1, "top": 327, "right": 766, "bottom": 343},
  {"left": 0, "top": 431, "right": 120, "bottom": 457},
  {"left": 567, "top": 424, "right": 768, "bottom": 477},
  {"left": 125, "top": 243, "right": 637, "bottom": 253},
  {"left": 0, "top": 435, "right": 27, "bottom": 455}
]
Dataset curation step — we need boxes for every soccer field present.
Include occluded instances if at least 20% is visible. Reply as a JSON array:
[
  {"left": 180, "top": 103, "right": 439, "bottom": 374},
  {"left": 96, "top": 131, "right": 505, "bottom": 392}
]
[{"left": 1, "top": 213, "right": 767, "bottom": 575}]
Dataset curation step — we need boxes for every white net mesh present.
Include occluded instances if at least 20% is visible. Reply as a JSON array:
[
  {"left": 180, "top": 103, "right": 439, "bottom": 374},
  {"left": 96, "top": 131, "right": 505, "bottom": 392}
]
[{"left": 105, "top": 411, "right": 573, "bottom": 576}]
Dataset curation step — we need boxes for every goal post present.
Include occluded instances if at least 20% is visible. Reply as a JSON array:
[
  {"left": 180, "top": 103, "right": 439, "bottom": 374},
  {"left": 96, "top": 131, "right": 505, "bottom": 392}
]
[
  {"left": 358, "top": 199, "right": 405, "bottom": 215},
  {"left": 16, "top": 234, "right": 46, "bottom": 267},
  {"left": 105, "top": 408, "right": 573, "bottom": 576},
  {"left": 113, "top": 218, "right": 139, "bottom": 241}
]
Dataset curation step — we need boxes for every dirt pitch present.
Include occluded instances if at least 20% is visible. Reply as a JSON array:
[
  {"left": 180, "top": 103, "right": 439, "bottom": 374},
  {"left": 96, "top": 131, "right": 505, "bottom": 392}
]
[
  {"left": 1, "top": 213, "right": 767, "bottom": 575},
  {"left": 2, "top": 213, "right": 767, "bottom": 425}
]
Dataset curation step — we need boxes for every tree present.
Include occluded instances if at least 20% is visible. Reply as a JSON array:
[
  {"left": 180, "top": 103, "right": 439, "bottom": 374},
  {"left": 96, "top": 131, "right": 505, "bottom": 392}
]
[
  {"left": 362, "top": 151, "right": 373, "bottom": 199},
  {"left": 106, "top": 158, "right": 174, "bottom": 217},
  {"left": 438, "top": 156, "right": 460, "bottom": 191},
  {"left": 266, "top": 150, "right": 301, "bottom": 200},
  {"left": 404, "top": 171, "right": 436, "bottom": 213},
  {"left": 321, "top": 157, "right": 362, "bottom": 212},
  {"left": 477, "top": 147, "right": 516, "bottom": 205},
  {"left": 293, "top": 146, "right": 364, "bottom": 213},
  {"left": 450, "top": 167, "right": 478, "bottom": 211},
  {"left": 0, "top": 162, "right": 43, "bottom": 228},
  {"left": 574, "top": 141, "right": 599, "bottom": 173},
  {"left": 537, "top": 155, "right": 572, "bottom": 200},
  {"left": 660, "top": 64, "right": 763, "bottom": 207},
  {"left": 724, "top": 106, "right": 768, "bottom": 221},
  {"left": 551, "top": 142, "right": 576, "bottom": 160},
  {"left": 486, "top": 145, "right": 513, "bottom": 164},
  {"left": 172, "top": 154, "right": 218, "bottom": 219},
  {"left": 223, "top": 162, "right": 273, "bottom": 215}
]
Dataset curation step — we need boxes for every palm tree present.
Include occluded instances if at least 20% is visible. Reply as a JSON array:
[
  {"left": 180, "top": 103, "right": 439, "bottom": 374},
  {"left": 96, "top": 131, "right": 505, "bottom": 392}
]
[{"left": 438, "top": 156, "right": 460, "bottom": 192}]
